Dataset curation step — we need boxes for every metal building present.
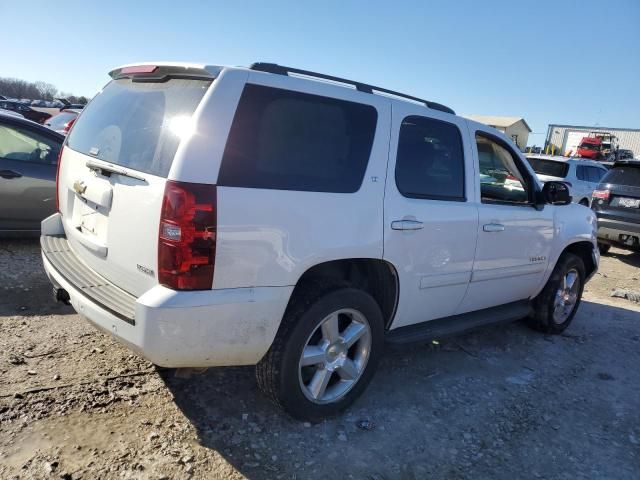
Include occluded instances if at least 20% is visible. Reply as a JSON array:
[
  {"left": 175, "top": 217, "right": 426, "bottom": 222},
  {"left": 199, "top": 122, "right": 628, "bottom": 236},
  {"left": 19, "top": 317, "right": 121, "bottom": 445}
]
[
  {"left": 465, "top": 115, "right": 531, "bottom": 151},
  {"left": 545, "top": 124, "right": 640, "bottom": 157}
]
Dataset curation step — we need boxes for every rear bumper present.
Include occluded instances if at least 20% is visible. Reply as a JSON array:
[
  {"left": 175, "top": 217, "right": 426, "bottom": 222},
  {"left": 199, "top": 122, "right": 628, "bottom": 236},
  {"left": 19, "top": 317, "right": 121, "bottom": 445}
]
[
  {"left": 41, "top": 215, "right": 292, "bottom": 368},
  {"left": 597, "top": 217, "right": 640, "bottom": 246}
]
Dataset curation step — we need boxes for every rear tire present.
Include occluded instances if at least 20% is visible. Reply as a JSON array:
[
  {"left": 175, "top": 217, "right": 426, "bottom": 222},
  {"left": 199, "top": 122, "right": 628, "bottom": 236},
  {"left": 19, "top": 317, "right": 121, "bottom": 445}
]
[
  {"left": 527, "top": 252, "right": 585, "bottom": 334},
  {"left": 598, "top": 243, "right": 611, "bottom": 255},
  {"left": 256, "top": 282, "right": 384, "bottom": 421}
]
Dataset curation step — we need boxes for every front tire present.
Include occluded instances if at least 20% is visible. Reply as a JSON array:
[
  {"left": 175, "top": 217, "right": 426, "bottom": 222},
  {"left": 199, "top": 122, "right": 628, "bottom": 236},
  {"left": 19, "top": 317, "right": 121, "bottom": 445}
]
[
  {"left": 256, "top": 284, "right": 384, "bottom": 421},
  {"left": 527, "top": 252, "right": 585, "bottom": 334},
  {"left": 598, "top": 243, "right": 611, "bottom": 255}
]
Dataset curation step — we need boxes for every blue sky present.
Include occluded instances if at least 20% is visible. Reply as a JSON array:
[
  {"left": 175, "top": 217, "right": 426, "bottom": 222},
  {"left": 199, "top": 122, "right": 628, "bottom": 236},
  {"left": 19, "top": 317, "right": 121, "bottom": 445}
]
[{"left": 3, "top": 0, "right": 639, "bottom": 145}]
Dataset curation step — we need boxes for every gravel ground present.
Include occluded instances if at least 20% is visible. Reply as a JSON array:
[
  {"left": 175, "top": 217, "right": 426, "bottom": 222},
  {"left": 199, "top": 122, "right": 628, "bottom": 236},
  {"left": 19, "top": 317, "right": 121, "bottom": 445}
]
[{"left": 1, "top": 239, "right": 639, "bottom": 479}]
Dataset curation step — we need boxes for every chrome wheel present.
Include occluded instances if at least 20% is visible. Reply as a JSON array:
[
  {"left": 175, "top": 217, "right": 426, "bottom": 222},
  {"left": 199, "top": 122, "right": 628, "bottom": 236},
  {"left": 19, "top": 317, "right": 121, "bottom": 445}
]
[
  {"left": 298, "top": 308, "right": 371, "bottom": 404},
  {"left": 553, "top": 268, "right": 580, "bottom": 324}
]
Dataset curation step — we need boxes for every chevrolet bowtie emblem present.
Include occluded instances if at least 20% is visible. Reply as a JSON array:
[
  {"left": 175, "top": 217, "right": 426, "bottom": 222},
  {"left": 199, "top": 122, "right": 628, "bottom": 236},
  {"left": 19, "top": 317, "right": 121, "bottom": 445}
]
[{"left": 73, "top": 180, "right": 87, "bottom": 195}]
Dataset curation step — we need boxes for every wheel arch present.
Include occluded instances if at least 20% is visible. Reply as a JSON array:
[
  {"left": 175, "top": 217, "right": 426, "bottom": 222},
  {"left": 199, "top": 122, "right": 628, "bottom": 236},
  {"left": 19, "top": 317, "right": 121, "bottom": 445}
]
[
  {"left": 289, "top": 258, "right": 400, "bottom": 329},
  {"left": 562, "top": 240, "right": 597, "bottom": 279}
]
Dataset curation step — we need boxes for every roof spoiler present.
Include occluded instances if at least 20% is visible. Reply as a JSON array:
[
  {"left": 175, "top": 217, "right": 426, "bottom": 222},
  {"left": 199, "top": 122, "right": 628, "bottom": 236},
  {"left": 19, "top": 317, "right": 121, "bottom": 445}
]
[{"left": 109, "top": 64, "right": 220, "bottom": 82}]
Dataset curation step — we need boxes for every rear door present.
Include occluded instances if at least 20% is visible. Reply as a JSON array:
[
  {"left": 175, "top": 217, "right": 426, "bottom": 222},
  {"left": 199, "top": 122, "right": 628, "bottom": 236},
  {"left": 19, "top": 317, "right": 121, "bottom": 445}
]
[
  {"left": 58, "top": 68, "right": 214, "bottom": 296},
  {"left": 383, "top": 104, "right": 478, "bottom": 328},
  {"left": 574, "top": 164, "right": 594, "bottom": 203},
  {"left": 0, "top": 118, "right": 60, "bottom": 232}
]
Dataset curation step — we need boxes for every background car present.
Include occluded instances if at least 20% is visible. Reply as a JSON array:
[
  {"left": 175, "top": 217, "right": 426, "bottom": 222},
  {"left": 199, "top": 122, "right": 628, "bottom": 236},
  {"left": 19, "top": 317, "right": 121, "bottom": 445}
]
[
  {"left": 0, "top": 108, "right": 24, "bottom": 119},
  {"left": 616, "top": 149, "right": 635, "bottom": 161},
  {"left": 44, "top": 108, "right": 81, "bottom": 135},
  {"left": 0, "top": 100, "right": 51, "bottom": 124},
  {"left": 0, "top": 112, "right": 63, "bottom": 236},
  {"left": 592, "top": 160, "right": 640, "bottom": 254},
  {"left": 526, "top": 155, "right": 608, "bottom": 206}
]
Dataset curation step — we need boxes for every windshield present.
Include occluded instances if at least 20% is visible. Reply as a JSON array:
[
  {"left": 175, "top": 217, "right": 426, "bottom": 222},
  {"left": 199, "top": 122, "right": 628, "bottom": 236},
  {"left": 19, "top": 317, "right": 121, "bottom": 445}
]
[
  {"left": 67, "top": 77, "right": 212, "bottom": 177},
  {"left": 579, "top": 143, "right": 599, "bottom": 151},
  {"left": 526, "top": 158, "right": 569, "bottom": 178}
]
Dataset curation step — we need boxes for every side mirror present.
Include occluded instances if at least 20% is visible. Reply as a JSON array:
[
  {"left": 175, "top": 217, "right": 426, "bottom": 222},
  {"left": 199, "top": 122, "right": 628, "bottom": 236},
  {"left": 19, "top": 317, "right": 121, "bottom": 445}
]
[{"left": 542, "top": 181, "right": 572, "bottom": 205}]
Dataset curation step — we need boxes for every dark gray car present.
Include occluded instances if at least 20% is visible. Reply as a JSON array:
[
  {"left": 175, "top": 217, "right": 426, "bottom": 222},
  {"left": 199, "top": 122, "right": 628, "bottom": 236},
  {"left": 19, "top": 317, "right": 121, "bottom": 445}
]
[{"left": 0, "top": 112, "right": 64, "bottom": 236}]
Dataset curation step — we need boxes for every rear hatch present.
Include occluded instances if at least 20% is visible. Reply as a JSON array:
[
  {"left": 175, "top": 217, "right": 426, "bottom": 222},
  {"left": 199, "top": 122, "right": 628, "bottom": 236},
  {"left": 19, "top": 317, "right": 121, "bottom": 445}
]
[
  {"left": 525, "top": 157, "right": 569, "bottom": 186},
  {"left": 58, "top": 66, "right": 213, "bottom": 296},
  {"left": 593, "top": 163, "right": 640, "bottom": 224}
]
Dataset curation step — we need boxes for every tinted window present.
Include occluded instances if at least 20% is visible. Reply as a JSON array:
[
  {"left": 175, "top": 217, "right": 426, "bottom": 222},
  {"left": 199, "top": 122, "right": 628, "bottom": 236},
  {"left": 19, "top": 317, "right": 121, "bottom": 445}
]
[
  {"left": 601, "top": 166, "right": 640, "bottom": 187},
  {"left": 587, "top": 166, "right": 606, "bottom": 183},
  {"left": 526, "top": 158, "right": 569, "bottom": 178},
  {"left": 67, "top": 78, "right": 211, "bottom": 177},
  {"left": 218, "top": 85, "right": 377, "bottom": 193},
  {"left": 395, "top": 116, "right": 465, "bottom": 200},
  {"left": 477, "top": 134, "right": 529, "bottom": 204},
  {"left": 0, "top": 123, "right": 60, "bottom": 164},
  {"left": 576, "top": 165, "right": 587, "bottom": 181}
]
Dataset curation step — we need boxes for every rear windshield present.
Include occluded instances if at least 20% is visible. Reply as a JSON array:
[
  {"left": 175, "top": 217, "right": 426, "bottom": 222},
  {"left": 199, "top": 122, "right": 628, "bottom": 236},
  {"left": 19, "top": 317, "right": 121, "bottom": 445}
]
[
  {"left": 67, "top": 78, "right": 211, "bottom": 177},
  {"left": 526, "top": 158, "right": 569, "bottom": 178},
  {"left": 601, "top": 165, "right": 640, "bottom": 187},
  {"left": 46, "top": 111, "right": 76, "bottom": 130}
]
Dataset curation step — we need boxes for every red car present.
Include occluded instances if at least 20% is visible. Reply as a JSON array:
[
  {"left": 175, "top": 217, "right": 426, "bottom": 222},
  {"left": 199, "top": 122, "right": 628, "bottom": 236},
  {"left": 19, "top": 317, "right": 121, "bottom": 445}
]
[{"left": 577, "top": 136, "right": 602, "bottom": 159}]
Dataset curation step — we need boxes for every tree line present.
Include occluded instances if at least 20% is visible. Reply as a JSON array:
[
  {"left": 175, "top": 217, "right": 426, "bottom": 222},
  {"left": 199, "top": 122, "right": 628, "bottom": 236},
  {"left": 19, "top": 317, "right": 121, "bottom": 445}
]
[{"left": 0, "top": 77, "right": 89, "bottom": 104}]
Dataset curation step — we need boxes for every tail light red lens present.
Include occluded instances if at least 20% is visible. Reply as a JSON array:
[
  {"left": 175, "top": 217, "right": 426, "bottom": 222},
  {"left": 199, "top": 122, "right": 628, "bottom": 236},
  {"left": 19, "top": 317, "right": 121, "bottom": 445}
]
[
  {"left": 55, "top": 146, "right": 64, "bottom": 211},
  {"left": 63, "top": 117, "right": 77, "bottom": 134},
  {"left": 158, "top": 181, "right": 216, "bottom": 290},
  {"left": 592, "top": 189, "right": 610, "bottom": 200}
]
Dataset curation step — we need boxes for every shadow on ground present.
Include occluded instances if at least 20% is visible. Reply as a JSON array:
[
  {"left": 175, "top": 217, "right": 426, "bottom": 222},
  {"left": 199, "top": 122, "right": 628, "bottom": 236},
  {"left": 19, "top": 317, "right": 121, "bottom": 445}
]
[{"left": 159, "top": 300, "right": 640, "bottom": 479}]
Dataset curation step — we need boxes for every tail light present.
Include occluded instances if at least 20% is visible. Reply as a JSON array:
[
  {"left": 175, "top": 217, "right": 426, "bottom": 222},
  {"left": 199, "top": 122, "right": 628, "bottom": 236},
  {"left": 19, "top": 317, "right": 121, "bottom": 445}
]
[
  {"left": 63, "top": 117, "right": 77, "bottom": 134},
  {"left": 592, "top": 189, "right": 610, "bottom": 200},
  {"left": 55, "top": 146, "right": 64, "bottom": 211},
  {"left": 158, "top": 181, "right": 216, "bottom": 290}
]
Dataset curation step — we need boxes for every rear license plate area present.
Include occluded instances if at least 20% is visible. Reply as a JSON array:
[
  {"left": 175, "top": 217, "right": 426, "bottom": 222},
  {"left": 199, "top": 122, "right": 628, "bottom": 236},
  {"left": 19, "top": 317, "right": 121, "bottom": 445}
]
[{"left": 612, "top": 196, "right": 640, "bottom": 208}]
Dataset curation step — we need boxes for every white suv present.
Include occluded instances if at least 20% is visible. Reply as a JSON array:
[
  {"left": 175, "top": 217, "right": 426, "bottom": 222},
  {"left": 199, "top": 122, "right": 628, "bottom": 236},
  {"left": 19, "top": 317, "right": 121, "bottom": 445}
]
[
  {"left": 41, "top": 62, "right": 599, "bottom": 420},
  {"left": 526, "top": 155, "right": 608, "bottom": 206}
]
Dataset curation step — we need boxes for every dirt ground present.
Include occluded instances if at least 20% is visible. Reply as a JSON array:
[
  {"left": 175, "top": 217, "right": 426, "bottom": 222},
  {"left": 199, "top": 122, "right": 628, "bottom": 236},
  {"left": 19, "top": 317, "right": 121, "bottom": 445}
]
[{"left": 1, "top": 240, "right": 639, "bottom": 479}]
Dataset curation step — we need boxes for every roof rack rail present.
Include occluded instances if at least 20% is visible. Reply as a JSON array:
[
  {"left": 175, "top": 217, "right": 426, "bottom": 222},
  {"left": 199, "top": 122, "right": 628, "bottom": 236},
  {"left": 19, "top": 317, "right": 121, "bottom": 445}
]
[{"left": 250, "top": 62, "right": 455, "bottom": 115}]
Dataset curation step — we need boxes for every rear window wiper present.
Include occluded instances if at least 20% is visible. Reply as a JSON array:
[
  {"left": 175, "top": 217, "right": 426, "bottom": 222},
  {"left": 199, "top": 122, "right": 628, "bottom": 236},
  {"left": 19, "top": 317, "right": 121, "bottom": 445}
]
[{"left": 86, "top": 160, "right": 147, "bottom": 182}]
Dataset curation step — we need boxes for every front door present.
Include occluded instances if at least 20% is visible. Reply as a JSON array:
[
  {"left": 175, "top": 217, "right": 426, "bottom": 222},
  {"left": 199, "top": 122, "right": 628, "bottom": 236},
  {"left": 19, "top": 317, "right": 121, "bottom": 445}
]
[
  {"left": 0, "top": 120, "right": 60, "bottom": 232},
  {"left": 458, "top": 127, "right": 554, "bottom": 313},
  {"left": 384, "top": 104, "right": 478, "bottom": 329}
]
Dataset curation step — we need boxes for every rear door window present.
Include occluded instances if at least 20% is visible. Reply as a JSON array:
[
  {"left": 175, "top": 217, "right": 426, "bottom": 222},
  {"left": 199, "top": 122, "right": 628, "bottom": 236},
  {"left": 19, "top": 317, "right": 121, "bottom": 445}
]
[
  {"left": 576, "top": 165, "right": 587, "bottom": 181},
  {"left": 218, "top": 85, "right": 377, "bottom": 193},
  {"left": 395, "top": 116, "right": 465, "bottom": 201},
  {"left": 587, "top": 166, "right": 606, "bottom": 183},
  {"left": 66, "top": 78, "right": 212, "bottom": 177}
]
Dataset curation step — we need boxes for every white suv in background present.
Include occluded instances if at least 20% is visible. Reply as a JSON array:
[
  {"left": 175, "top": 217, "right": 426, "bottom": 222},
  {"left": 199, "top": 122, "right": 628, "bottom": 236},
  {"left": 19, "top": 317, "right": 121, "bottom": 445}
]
[
  {"left": 41, "top": 62, "right": 599, "bottom": 420},
  {"left": 526, "top": 155, "right": 608, "bottom": 206}
]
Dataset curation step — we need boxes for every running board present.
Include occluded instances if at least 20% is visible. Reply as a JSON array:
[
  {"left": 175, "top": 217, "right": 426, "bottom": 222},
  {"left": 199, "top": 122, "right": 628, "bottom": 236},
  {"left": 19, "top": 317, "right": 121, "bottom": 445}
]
[{"left": 385, "top": 300, "right": 533, "bottom": 345}]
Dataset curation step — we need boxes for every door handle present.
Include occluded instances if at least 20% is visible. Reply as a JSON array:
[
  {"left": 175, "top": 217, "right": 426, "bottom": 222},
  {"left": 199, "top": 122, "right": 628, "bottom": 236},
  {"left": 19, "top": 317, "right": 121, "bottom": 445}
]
[
  {"left": 0, "top": 169, "right": 22, "bottom": 179},
  {"left": 483, "top": 223, "right": 505, "bottom": 232},
  {"left": 391, "top": 219, "right": 424, "bottom": 231}
]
